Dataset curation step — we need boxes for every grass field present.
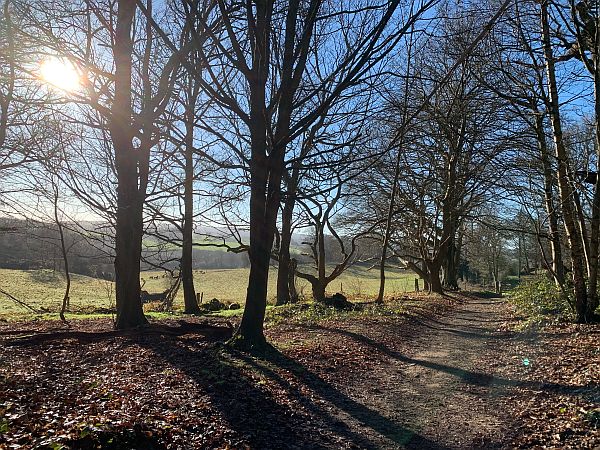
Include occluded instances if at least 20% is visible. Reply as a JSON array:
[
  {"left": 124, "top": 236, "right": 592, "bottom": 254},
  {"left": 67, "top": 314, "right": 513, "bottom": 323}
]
[{"left": 0, "top": 266, "right": 417, "bottom": 320}]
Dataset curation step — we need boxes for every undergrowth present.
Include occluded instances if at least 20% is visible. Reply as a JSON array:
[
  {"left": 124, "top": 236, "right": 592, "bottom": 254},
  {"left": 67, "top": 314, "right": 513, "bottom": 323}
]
[
  {"left": 264, "top": 300, "right": 409, "bottom": 327},
  {"left": 509, "top": 276, "right": 574, "bottom": 327}
]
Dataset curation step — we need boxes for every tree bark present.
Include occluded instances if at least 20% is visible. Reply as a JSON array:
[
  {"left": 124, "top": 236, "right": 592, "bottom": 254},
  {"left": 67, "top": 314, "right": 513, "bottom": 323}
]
[
  {"left": 311, "top": 281, "right": 326, "bottom": 303},
  {"left": 276, "top": 209, "right": 293, "bottom": 306},
  {"left": 426, "top": 260, "right": 443, "bottom": 294},
  {"left": 541, "top": 1, "right": 589, "bottom": 322},
  {"left": 535, "top": 114, "right": 565, "bottom": 286},
  {"left": 234, "top": 1, "right": 273, "bottom": 348},
  {"left": 288, "top": 258, "right": 298, "bottom": 302},
  {"left": 182, "top": 79, "right": 200, "bottom": 314},
  {"left": 112, "top": 0, "right": 147, "bottom": 329},
  {"left": 276, "top": 170, "right": 299, "bottom": 305},
  {"left": 54, "top": 185, "right": 71, "bottom": 322},
  {"left": 586, "top": 58, "right": 600, "bottom": 318},
  {"left": 443, "top": 230, "right": 460, "bottom": 290}
]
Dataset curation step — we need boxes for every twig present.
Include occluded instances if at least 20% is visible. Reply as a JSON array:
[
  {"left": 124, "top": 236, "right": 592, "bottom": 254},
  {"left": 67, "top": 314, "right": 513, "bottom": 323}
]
[{"left": 0, "top": 288, "right": 39, "bottom": 313}]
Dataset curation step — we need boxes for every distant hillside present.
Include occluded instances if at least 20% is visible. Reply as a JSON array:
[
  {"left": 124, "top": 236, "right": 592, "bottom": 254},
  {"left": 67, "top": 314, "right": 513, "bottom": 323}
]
[
  {"left": 0, "top": 217, "right": 114, "bottom": 279},
  {"left": 0, "top": 218, "right": 369, "bottom": 276}
]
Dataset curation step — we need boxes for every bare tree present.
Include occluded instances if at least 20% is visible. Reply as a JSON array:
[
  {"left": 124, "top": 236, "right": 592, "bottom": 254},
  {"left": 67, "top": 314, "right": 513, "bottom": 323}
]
[
  {"left": 539, "top": 0, "right": 590, "bottom": 322},
  {"left": 14, "top": 0, "right": 193, "bottom": 327},
  {"left": 295, "top": 173, "right": 377, "bottom": 302},
  {"left": 153, "top": 0, "right": 441, "bottom": 347}
]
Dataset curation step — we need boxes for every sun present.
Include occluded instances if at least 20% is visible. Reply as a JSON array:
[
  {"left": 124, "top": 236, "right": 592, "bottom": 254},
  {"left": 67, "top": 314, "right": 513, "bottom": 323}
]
[{"left": 39, "top": 56, "right": 81, "bottom": 92}]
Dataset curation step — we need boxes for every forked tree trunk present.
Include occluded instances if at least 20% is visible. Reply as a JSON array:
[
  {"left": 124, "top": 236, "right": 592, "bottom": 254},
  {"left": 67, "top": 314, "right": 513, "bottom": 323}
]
[
  {"left": 235, "top": 51, "right": 287, "bottom": 347},
  {"left": 234, "top": 0, "right": 408, "bottom": 346},
  {"left": 426, "top": 260, "right": 443, "bottom": 294},
  {"left": 235, "top": 1, "right": 290, "bottom": 348}
]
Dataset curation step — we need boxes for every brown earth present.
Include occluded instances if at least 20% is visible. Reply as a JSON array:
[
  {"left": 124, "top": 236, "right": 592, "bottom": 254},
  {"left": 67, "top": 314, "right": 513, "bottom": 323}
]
[{"left": 0, "top": 293, "right": 598, "bottom": 449}]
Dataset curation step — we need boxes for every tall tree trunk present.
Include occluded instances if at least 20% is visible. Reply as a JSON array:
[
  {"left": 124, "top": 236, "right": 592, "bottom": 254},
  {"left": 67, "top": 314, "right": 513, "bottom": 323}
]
[
  {"left": 443, "top": 231, "right": 460, "bottom": 290},
  {"left": 276, "top": 220, "right": 293, "bottom": 305},
  {"left": 541, "top": 1, "right": 588, "bottom": 322},
  {"left": 276, "top": 170, "right": 299, "bottom": 305},
  {"left": 288, "top": 258, "right": 298, "bottom": 302},
  {"left": 437, "top": 134, "right": 461, "bottom": 294},
  {"left": 238, "top": 163, "right": 270, "bottom": 347},
  {"left": 493, "top": 248, "right": 501, "bottom": 294},
  {"left": 182, "top": 85, "right": 200, "bottom": 314},
  {"left": 235, "top": 0, "right": 303, "bottom": 347},
  {"left": 54, "top": 185, "right": 71, "bottom": 322},
  {"left": 112, "top": 0, "right": 147, "bottom": 329},
  {"left": 232, "top": 0, "right": 274, "bottom": 349},
  {"left": 586, "top": 57, "right": 600, "bottom": 318},
  {"left": 535, "top": 115, "right": 565, "bottom": 286}
]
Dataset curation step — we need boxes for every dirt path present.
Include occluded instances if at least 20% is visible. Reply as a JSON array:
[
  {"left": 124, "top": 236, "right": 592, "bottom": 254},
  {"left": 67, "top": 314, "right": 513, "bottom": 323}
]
[
  {"left": 3, "top": 294, "right": 596, "bottom": 449},
  {"left": 287, "top": 295, "right": 518, "bottom": 449}
]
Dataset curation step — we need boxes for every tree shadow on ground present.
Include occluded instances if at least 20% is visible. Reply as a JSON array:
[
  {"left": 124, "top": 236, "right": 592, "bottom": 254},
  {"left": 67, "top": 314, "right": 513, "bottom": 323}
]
[
  {"left": 406, "top": 319, "right": 497, "bottom": 339},
  {"left": 237, "top": 347, "right": 451, "bottom": 450},
  {"left": 143, "top": 339, "right": 324, "bottom": 449},
  {"left": 400, "top": 308, "right": 509, "bottom": 340},
  {"left": 307, "top": 325, "right": 599, "bottom": 401},
  {"left": 135, "top": 333, "right": 450, "bottom": 450},
  {"left": 1, "top": 321, "right": 232, "bottom": 345},
  {"left": 468, "top": 291, "right": 503, "bottom": 299}
]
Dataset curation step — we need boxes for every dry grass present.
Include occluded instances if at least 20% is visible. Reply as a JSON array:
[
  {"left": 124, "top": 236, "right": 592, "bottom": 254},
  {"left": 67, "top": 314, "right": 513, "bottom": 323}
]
[
  {"left": 0, "top": 266, "right": 417, "bottom": 319},
  {"left": 0, "top": 269, "right": 114, "bottom": 318}
]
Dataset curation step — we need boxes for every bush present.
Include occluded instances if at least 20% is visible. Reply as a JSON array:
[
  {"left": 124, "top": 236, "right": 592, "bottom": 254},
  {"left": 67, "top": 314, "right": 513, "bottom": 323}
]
[{"left": 509, "top": 276, "right": 573, "bottom": 324}]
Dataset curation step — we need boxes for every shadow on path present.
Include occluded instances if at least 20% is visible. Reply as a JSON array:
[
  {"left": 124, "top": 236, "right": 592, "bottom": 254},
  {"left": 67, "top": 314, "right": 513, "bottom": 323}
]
[
  {"left": 131, "top": 331, "right": 451, "bottom": 450},
  {"left": 241, "top": 347, "right": 451, "bottom": 450},
  {"left": 305, "top": 324, "right": 598, "bottom": 401}
]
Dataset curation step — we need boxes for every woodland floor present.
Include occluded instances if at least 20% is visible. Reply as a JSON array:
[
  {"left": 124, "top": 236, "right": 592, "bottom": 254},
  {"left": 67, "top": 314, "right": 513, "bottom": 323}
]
[{"left": 0, "top": 293, "right": 598, "bottom": 449}]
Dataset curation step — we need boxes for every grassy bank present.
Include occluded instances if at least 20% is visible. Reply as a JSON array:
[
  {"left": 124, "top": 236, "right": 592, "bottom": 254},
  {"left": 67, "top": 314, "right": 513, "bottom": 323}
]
[{"left": 0, "top": 266, "right": 417, "bottom": 320}]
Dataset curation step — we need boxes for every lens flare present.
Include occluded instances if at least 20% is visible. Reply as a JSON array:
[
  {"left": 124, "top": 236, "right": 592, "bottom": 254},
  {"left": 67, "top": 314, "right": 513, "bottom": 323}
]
[{"left": 39, "top": 56, "right": 81, "bottom": 92}]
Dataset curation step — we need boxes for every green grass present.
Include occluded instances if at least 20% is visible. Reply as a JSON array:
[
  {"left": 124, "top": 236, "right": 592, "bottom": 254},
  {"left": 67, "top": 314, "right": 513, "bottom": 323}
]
[
  {"left": 142, "top": 265, "right": 416, "bottom": 305},
  {"left": 262, "top": 298, "right": 412, "bottom": 328},
  {"left": 0, "top": 266, "right": 417, "bottom": 320},
  {"left": 0, "top": 269, "right": 114, "bottom": 319}
]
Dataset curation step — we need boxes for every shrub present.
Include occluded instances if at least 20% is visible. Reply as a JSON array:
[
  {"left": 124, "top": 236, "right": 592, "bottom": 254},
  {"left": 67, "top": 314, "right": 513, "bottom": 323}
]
[{"left": 509, "top": 276, "right": 573, "bottom": 324}]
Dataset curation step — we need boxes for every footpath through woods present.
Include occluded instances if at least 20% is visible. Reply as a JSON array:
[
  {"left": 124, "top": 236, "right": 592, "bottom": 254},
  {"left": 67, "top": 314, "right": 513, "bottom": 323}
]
[
  {"left": 305, "top": 294, "right": 516, "bottom": 448},
  {"left": 0, "top": 293, "right": 598, "bottom": 449}
]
